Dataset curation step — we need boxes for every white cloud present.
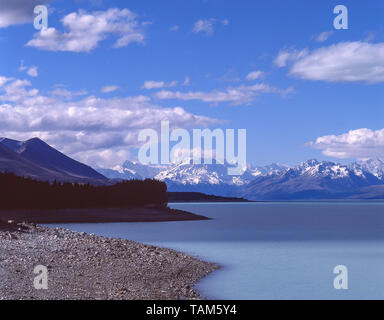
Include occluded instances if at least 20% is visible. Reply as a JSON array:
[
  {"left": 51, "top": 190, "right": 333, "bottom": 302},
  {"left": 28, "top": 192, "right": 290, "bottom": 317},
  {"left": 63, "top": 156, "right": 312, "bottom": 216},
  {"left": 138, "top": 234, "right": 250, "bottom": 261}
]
[
  {"left": 218, "top": 69, "right": 241, "bottom": 83},
  {"left": 0, "top": 75, "right": 219, "bottom": 168},
  {"left": 193, "top": 19, "right": 216, "bottom": 35},
  {"left": 101, "top": 85, "right": 119, "bottom": 93},
  {"left": 154, "top": 83, "right": 294, "bottom": 105},
  {"left": 308, "top": 128, "right": 384, "bottom": 159},
  {"left": 0, "top": 0, "right": 50, "bottom": 28},
  {"left": 19, "top": 61, "right": 38, "bottom": 77},
  {"left": 191, "top": 18, "right": 228, "bottom": 35},
  {"left": 141, "top": 80, "right": 178, "bottom": 90},
  {"left": 276, "top": 41, "right": 384, "bottom": 84},
  {"left": 27, "top": 8, "right": 146, "bottom": 52},
  {"left": 18, "top": 61, "right": 27, "bottom": 72},
  {"left": 74, "top": 148, "right": 132, "bottom": 168},
  {"left": 27, "top": 66, "right": 38, "bottom": 77},
  {"left": 51, "top": 87, "right": 88, "bottom": 100},
  {"left": 315, "top": 31, "right": 333, "bottom": 43},
  {"left": 0, "top": 76, "right": 11, "bottom": 88},
  {"left": 0, "top": 78, "right": 37, "bottom": 102},
  {"left": 170, "top": 25, "right": 179, "bottom": 32},
  {"left": 246, "top": 70, "right": 264, "bottom": 81},
  {"left": 274, "top": 48, "right": 308, "bottom": 67},
  {"left": 183, "top": 76, "right": 190, "bottom": 86}
]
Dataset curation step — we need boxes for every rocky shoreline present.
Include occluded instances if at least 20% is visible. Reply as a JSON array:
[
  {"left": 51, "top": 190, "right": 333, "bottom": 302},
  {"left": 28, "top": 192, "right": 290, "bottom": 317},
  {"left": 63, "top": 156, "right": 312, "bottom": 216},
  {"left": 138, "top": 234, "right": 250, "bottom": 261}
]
[{"left": 0, "top": 221, "right": 218, "bottom": 300}]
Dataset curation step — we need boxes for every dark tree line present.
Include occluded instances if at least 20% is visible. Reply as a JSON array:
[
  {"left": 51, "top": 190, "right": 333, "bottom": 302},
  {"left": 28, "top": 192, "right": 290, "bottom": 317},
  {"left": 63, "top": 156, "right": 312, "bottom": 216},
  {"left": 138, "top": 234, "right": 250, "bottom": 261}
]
[{"left": 0, "top": 172, "right": 168, "bottom": 210}]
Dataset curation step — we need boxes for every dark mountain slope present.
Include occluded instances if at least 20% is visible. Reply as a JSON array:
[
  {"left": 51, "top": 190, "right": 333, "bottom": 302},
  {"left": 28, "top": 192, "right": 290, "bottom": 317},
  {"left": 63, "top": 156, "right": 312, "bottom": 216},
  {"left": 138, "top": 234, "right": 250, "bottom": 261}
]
[
  {"left": 0, "top": 138, "right": 107, "bottom": 184},
  {"left": 10, "top": 138, "right": 105, "bottom": 180},
  {"left": 0, "top": 142, "right": 65, "bottom": 181}
]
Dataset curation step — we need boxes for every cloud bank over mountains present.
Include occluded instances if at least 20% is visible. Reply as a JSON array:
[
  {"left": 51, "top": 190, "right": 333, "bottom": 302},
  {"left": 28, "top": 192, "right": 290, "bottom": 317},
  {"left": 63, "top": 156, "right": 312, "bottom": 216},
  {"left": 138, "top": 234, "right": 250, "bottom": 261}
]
[{"left": 0, "top": 75, "right": 218, "bottom": 167}]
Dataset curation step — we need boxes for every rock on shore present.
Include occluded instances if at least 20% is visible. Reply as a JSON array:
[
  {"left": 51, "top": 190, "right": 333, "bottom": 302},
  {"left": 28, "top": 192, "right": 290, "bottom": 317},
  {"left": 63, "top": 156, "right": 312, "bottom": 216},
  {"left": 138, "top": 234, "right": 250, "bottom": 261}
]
[{"left": 0, "top": 221, "right": 218, "bottom": 300}]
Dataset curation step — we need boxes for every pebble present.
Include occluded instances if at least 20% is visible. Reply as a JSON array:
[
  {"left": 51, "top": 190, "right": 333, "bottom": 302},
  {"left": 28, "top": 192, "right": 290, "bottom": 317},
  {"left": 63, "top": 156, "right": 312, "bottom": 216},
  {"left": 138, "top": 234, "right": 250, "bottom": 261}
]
[{"left": 0, "top": 222, "right": 218, "bottom": 300}]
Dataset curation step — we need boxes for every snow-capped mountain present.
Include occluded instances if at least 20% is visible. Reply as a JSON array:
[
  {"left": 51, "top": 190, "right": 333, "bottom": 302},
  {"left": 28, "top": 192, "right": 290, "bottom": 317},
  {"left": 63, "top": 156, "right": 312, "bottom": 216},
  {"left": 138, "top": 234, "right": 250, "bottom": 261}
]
[
  {"left": 98, "top": 158, "right": 384, "bottom": 199},
  {"left": 241, "top": 159, "right": 382, "bottom": 200},
  {"left": 97, "top": 160, "right": 166, "bottom": 180},
  {"left": 154, "top": 162, "right": 248, "bottom": 195},
  {"left": 248, "top": 163, "right": 290, "bottom": 177},
  {"left": 99, "top": 161, "right": 289, "bottom": 184},
  {"left": 287, "top": 159, "right": 378, "bottom": 180},
  {"left": 154, "top": 162, "right": 290, "bottom": 194},
  {"left": 98, "top": 161, "right": 289, "bottom": 196},
  {"left": 349, "top": 158, "right": 384, "bottom": 180},
  {"left": 6, "top": 136, "right": 381, "bottom": 200}
]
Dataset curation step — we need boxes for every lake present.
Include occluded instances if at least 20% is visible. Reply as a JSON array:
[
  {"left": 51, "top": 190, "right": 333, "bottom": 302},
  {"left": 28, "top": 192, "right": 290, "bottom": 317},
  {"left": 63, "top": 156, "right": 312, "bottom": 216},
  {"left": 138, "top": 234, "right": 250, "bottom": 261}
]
[{"left": 46, "top": 202, "right": 384, "bottom": 299}]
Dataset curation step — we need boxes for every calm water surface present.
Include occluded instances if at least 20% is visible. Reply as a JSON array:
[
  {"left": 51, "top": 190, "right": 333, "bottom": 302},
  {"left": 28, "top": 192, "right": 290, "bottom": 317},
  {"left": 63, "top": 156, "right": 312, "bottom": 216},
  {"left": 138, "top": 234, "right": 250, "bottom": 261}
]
[{"left": 46, "top": 202, "right": 384, "bottom": 299}]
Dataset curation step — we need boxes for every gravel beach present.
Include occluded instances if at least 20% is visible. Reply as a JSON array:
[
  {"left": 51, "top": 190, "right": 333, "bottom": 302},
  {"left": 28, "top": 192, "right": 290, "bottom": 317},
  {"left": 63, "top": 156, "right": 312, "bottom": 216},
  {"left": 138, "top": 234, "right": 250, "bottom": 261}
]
[{"left": 0, "top": 221, "right": 218, "bottom": 300}]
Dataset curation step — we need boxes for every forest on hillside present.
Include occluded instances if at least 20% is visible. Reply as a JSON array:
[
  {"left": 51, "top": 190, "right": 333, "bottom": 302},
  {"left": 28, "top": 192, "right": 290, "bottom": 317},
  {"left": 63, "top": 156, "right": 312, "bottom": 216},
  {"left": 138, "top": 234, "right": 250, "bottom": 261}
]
[{"left": 0, "top": 172, "right": 168, "bottom": 210}]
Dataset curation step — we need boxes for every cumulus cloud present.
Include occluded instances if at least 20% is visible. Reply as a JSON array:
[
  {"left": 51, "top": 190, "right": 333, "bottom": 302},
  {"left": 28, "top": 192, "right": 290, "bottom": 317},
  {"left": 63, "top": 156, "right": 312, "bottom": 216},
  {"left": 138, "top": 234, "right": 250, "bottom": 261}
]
[
  {"left": 26, "top": 66, "right": 38, "bottom": 77},
  {"left": 0, "top": 75, "right": 219, "bottom": 167},
  {"left": 0, "top": 0, "right": 50, "bottom": 28},
  {"left": 18, "top": 61, "right": 38, "bottom": 77},
  {"left": 274, "top": 48, "right": 308, "bottom": 67},
  {"left": 246, "top": 70, "right": 264, "bottom": 81},
  {"left": 315, "top": 31, "right": 333, "bottom": 43},
  {"left": 154, "top": 83, "right": 294, "bottom": 105},
  {"left": 308, "top": 128, "right": 384, "bottom": 159},
  {"left": 141, "top": 80, "right": 178, "bottom": 90},
  {"left": 218, "top": 69, "right": 241, "bottom": 83},
  {"left": 192, "top": 19, "right": 216, "bottom": 35},
  {"left": 27, "top": 8, "right": 146, "bottom": 52},
  {"left": 51, "top": 87, "right": 87, "bottom": 100},
  {"left": 18, "top": 61, "right": 27, "bottom": 72},
  {"left": 183, "top": 76, "right": 190, "bottom": 86},
  {"left": 101, "top": 85, "right": 119, "bottom": 93},
  {"left": 276, "top": 41, "right": 384, "bottom": 84},
  {"left": 0, "top": 76, "right": 11, "bottom": 87},
  {"left": 73, "top": 148, "right": 132, "bottom": 168}
]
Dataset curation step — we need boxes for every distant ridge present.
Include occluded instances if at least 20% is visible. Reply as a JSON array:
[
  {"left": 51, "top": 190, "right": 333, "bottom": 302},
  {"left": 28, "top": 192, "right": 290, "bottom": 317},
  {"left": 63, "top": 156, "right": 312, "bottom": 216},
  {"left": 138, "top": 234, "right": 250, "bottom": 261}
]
[
  {"left": 240, "top": 159, "right": 381, "bottom": 200},
  {"left": 167, "top": 192, "right": 250, "bottom": 202},
  {"left": 0, "top": 137, "right": 108, "bottom": 184},
  {"left": 99, "top": 158, "right": 384, "bottom": 200}
]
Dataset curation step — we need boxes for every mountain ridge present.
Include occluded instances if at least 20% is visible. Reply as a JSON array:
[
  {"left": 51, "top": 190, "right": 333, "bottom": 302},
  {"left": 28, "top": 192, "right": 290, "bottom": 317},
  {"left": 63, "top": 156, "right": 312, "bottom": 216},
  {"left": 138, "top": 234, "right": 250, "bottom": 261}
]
[
  {"left": 0, "top": 137, "right": 108, "bottom": 184},
  {"left": 1, "top": 136, "right": 383, "bottom": 200},
  {"left": 99, "top": 158, "right": 384, "bottom": 200}
]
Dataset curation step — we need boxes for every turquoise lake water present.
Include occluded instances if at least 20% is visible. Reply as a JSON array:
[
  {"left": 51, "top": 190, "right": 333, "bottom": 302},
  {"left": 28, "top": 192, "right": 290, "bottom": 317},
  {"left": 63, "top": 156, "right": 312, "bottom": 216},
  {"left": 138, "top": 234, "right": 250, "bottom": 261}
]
[{"left": 46, "top": 202, "right": 384, "bottom": 299}]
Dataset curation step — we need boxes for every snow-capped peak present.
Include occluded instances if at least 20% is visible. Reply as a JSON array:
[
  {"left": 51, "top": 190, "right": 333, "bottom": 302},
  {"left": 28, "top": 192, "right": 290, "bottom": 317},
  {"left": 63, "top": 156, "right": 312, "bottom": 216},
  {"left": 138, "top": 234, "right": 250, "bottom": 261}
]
[{"left": 350, "top": 158, "right": 384, "bottom": 180}]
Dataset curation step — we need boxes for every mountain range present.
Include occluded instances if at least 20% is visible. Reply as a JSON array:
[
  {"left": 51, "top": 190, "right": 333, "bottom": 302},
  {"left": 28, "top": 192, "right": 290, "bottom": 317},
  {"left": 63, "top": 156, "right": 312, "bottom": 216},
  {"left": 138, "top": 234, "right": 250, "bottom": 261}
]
[
  {"left": 98, "top": 158, "right": 384, "bottom": 200},
  {"left": 0, "top": 136, "right": 383, "bottom": 200}
]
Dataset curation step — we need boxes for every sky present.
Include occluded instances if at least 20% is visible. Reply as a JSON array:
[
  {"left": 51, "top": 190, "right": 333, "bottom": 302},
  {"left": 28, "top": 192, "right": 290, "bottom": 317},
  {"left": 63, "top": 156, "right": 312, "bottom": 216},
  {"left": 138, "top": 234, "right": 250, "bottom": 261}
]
[{"left": 0, "top": 0, "right": 383, "bottom": 169}]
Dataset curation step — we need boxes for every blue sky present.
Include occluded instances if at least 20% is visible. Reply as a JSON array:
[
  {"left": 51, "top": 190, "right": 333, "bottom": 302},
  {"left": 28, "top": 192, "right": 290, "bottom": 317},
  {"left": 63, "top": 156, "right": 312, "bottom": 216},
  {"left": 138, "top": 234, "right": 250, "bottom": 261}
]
[{"left": 0, "top": 0, "right": 383, "bottom": 168}]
